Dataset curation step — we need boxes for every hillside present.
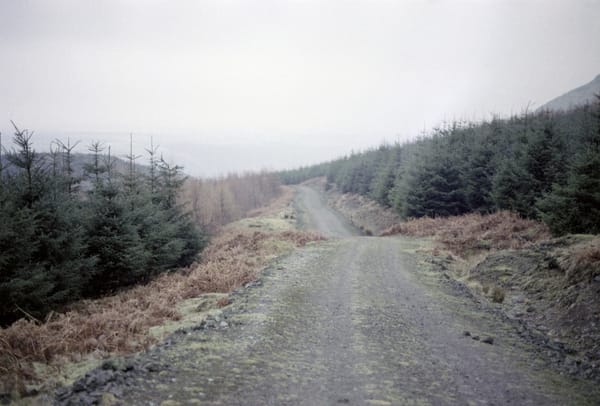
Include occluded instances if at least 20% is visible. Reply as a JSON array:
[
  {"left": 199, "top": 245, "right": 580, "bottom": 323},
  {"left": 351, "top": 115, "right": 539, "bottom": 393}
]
[
  {"left": 538, "top": 74, "right": 600, "bottom": 111},
  {"left": 279, "top": 97, "right": 600, "bottom": 236}
]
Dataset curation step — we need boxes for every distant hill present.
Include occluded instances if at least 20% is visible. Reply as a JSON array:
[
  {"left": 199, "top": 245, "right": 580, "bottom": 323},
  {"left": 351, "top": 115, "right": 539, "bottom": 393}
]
[
  {"left": 538, "top": 74, "right": 600, "bottom": 112},
  {"left": 0, "top": 152, "right": 147, "bottom": 179}
]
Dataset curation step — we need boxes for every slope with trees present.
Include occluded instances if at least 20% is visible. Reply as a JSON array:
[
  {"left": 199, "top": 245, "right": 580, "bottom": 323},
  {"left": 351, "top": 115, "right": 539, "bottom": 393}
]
[
  {"left": 0, "top": 125, "right": 206, "bottom": 325},
  {"left": 279, "top": 96, "right": 600, "bottom": 236}
]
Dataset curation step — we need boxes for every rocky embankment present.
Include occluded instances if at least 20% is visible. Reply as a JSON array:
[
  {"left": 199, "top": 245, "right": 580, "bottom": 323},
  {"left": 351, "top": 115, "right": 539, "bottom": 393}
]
[{"left": 465, "top": 235, "right": 600, "bottom": 381}]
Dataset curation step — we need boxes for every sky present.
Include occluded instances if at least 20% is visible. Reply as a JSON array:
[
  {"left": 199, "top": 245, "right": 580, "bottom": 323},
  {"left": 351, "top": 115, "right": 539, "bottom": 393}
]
[{"left": 1, "top": 0, "right": 599, "bottom": 176}]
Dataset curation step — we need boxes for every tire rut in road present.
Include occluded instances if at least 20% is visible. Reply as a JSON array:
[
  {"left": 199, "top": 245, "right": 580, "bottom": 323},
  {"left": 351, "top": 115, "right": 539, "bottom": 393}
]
[{"left": 294, "top": 185, "right": 360, "bottom": 238}]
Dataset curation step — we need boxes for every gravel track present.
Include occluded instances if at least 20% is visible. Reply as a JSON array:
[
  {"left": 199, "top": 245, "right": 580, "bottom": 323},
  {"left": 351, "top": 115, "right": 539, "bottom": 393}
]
[{"left": 56, "top": 186, "right": 600, "bottom": 405}]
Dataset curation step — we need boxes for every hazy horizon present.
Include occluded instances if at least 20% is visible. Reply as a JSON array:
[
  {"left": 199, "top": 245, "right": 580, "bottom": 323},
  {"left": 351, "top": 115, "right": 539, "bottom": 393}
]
[{"left": 1, "top": 0, "right": 599, "bottom": 176}]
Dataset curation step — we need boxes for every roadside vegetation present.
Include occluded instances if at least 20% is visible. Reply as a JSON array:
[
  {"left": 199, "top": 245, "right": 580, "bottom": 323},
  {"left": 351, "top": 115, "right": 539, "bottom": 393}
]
[
  {"left": 0, "top": 125, "right": 322, "bottom": 397},
  {"left": 280, "top": 96, "right": 600, "bottom": 236},
  {"left": 0, "top": 125, "right": 205, "bottom": 327},
  {"left": 381, "top": 211, "right": 551, "bottom": 256},
  {"left": 0, "top": 180, "right": 323, "bottom": 396}
]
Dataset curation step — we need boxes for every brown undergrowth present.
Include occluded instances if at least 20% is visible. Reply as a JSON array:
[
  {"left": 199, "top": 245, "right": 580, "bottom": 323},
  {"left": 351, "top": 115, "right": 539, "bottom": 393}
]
[
  {"left": 560, "top": 237, "right": 600, "bottom": 284},
  {"left": 382, "top": 210, "right": 551, "bottom": 256},
  {"left": 0, "top": 188, "right": 324, "bottom": 396},
  {"left": 246, "top": 185, "right": 295, "bottom": 218}
]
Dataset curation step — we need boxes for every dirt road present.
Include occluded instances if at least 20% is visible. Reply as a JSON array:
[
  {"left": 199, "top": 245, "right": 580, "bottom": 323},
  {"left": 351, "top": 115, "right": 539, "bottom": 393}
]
[{"left": 57, "top": 186, "right": 600, "bottom": 405}]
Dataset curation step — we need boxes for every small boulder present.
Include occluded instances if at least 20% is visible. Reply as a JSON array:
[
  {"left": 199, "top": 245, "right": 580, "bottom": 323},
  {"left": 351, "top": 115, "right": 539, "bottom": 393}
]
[
  {"left": 144, "top": 362, "right": 161, "bottom": 373},
  {"left": 482, "top": 336, "right": 494, "bottom": 345}
]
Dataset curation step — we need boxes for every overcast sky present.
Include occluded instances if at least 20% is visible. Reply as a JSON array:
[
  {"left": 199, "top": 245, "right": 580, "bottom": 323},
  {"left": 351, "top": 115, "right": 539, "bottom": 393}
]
[{"left": 1, "top": 0, "right": 599, "bottom": 176}]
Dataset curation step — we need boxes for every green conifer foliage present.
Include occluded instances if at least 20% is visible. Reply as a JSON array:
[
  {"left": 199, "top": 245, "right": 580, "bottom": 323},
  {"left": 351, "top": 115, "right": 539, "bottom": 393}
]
[
  {"left": 279, "top": 99, "right": 599, "bottom": 234},
  {"left": 537, "top": 96, "right": 600, "bottom": 234},
  {"left": 404, "top": 153, "right": 468, "bottom": 218},
  {"left": 0, "top": 127, "right": 206, "bottom": 325}
]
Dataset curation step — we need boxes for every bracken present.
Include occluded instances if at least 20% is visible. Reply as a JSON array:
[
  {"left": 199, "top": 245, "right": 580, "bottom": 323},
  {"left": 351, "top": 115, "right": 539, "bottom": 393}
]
[
  {"left": 382, "top": 211, "right": 550, "bottom": 256},
  {"left": 0, "top": 227, "right": 324, "bottom": 395}
]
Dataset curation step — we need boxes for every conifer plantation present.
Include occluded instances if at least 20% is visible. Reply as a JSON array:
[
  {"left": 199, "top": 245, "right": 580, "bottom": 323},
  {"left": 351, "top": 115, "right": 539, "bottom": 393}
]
[
  {"left": 280, "top": 97, "right": 600, "bottom": 236},
  {"left": 0, "top": 124, "right": 206, "bottom": 326}
]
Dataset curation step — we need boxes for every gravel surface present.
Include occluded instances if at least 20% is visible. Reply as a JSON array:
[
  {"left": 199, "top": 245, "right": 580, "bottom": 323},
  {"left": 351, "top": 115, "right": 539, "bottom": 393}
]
[{"left": 55, "top": 186, "right": 600, "bottom": 405}]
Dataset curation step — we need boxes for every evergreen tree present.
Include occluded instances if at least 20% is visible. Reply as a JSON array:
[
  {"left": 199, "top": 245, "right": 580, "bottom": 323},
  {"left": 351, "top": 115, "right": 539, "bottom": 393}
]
[
  {"left": 492, "top": 159, "right": 535, "bottom": 217},
  {"left": 464, "top": 141, "right": 496, "bottom": 213},
  {"left": 404, "top": 149, "right": 468, "bottom": 218},
  {"left": 156, "top": 158, "right": 205, "bottom": 267},
  {"left": 6, "top": 122, "right": 47, "bottom": 208},
  {"left": 0, "top": 126, "right": 206, "bottom": 324},
  {"left": 370, "top": 146, "right": 400, "bottom": 207},
  {"left": 537, "top": 95, "right": 600, "bottom": 234},
  {"left": 84, "top": 141, "right": 107, "bottom": 185},
  {"left": 0, "top": 200, "right": 48, "bottom": 322},
  {"left": 85, "top": 181, "right": 149, "bottom": 294},
  {"left": 523, "top": 121, "right": 566, "bottom": 196},
  {"left": 536, "top": 150, "right": 600, "bottom": 235},
  {"left": 0, "top": 125, "right": 93, "bottom": 322}
]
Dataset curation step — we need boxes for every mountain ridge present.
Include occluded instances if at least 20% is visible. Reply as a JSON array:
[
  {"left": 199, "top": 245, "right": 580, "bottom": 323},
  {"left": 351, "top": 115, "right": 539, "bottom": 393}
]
[{"left": 538, "top": 74, "right": 600, "bottom": 111}]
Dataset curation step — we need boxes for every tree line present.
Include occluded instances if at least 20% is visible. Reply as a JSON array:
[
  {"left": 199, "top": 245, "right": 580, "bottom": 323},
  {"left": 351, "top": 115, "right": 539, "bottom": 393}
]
[
  {"left": 182, "top": 172, "right": 282, "bottom": 233},
  {"left": 0, "top": 125, "right": 205, "bottom": 325},
  {"left": 279, "top": 96, "right": 600, "bottom": 236}
]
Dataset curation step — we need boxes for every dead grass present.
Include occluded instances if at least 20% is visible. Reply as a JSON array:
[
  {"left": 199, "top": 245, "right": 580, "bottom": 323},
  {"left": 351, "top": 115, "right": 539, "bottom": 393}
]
[
  {"left": 490, "top": 286, "right": 506, "bottom": 303},
  {"left": 558, "top": 237, "right": 600, "bottom": 284},
  {"left": 246, "top": 185, "right": 295, "bottom": 218},
  {"left": 0, "top": 214, "right": 324, "bottom": 396},
  {"left": 382, "top": 211, "right": 551, "bottom": 257}
]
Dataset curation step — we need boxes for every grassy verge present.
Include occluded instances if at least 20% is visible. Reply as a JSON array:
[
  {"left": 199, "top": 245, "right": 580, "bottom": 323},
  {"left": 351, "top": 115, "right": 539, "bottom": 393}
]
[{"left": 0, "top": 186, "right": 323, "bottom": 398}]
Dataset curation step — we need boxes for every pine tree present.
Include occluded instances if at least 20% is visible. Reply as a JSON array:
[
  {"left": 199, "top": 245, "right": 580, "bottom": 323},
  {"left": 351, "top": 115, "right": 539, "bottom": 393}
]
[
  {"left": 1, "top": 127, "right": 206, "bottom": 323},
  {"left": 54, "top": 138, "right": 81, "bottom": 195},
  {"left": 84, "top": 141, "right": 107, "bottom": 185},
  {"left": 6, "top": 122, "right": 47, "bottom": 208},
  {"left": 537, "top": 95, "right": 600, "bottom": 234},
  {"left": 404, "top": 148, "right": 468, "bottom": 218},
  {"left": 85, "top": 181, "right": 149, "bottom": 294},
  {"left": 492, "top": 159, "right": 535, "bottom": 217},
  {"left": 464, "top": 141, "right": 496, "bottom": 213},
  {"left": 0, "top": 199, "right": 48, "bottom": 322},
  {"left": 523, "top": 121, "right": 566, "bottom": 196},
  {"left": 156, "top": 157, "right": 205, "bottom": 265},
  {"left": 370, "top": 146, "right": 400, "bottom": 207},
  {"left": 0, "top": 125, "right": 93, "bottom": 323}
]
